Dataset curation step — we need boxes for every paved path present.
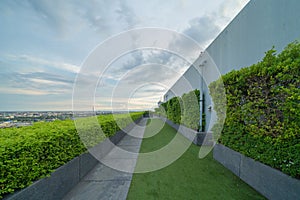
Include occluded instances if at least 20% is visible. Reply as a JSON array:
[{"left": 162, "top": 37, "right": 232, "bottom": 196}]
[{"left": 63, "top": 118, "right": 147, "bottom": 200}]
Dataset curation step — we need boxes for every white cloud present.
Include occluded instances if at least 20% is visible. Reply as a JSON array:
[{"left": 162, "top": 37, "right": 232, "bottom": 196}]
[
  {"left": 0, "top": 58, "right": 75, "bottom": 96},
  {"left": 29, "top": 78, "right": 70, "bottom": 86},
  {"left": 25, "top": 0, "right": 78, "bottom": 38},
  {"left": 0, "top": 0, "right": 250, "bottom": 111},
  {"left": 116, "top": 0, "right": 139, "bottom": 28},
  {"left": 219, "top": 0, "right": 249, "bottom": 20},
  {"left": 6, "top": 54, "right": 80, "bottom": 73},
  {"left": 26, "top": 0, "right": 139, "bottom": 37},
  {"left": 0, "top": 87, "right": 60, "bottom": 96},
  {"left": 183, "top": 15, "right": 221, "bottom": 47},
  {"left": 181, "top": 0, "right": 249, "bottom": 48}
]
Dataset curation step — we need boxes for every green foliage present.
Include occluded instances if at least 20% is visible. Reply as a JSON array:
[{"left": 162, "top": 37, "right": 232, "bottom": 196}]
[
  {"left": 167, "top": 97, "right": 182, "bottom": 124},
  {"left": 155, "top": 102, "right": 168, "bottom": 117},
  {"left": 209, "top": 41, "right": 300, "bottom": 179},
  {"left": 156, "top": 90, "right": 200, "bottom": 131},
  {"left": 0, "top": 112, "right": 143, "bottom": 198},
  {"left": 76, "top": 112, "right": 143, "bottom": 148},
  {"left": 143, "top": 111, "right": 150, "bottom": 117},
  {"left": 181, "top": 90, "right": 200, "bottom": 130}
]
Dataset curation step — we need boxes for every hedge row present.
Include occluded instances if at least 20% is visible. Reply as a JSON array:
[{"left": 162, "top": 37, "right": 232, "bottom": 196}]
[
  {"left": 76, "top": 113, "right": 143, "bottom": 148},
  {"left": 156, "top": 90, "right": 201, "bottom": 131},
  {"left": 0, "top": 112, "right": 143, "bottom": 198},
  {"left": 209, "top": 41, "right": 300, "bottom": 178}
]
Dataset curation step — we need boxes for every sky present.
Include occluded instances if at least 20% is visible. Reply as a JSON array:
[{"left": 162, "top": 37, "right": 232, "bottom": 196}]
[{"left": 0, "top": 0, "right": 249, "bottom": 111}]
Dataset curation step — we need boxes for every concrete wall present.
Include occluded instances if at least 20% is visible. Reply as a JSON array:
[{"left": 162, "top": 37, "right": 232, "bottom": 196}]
[
  {"left": 207, "top": 0, "right": 300, "bottom": 75},
  {"left": 4, "top": 117, "right": 143, "bottom": 200},
  {"left": 163, "top": 51, "right": 221, "bottom": 132},
  {"left": 164, "top": 65, "right": 201, "bottom": 102},
  {"left": 163, "top": 0, "right": 300, "bottom": 132},
  {"left": 206, "top": 0, "right": 300, "bottom": 129},
  {"left": 214, "top": 144, "right": 300, "bottom": 200},
  {"left": 159, "top": 116, "right": 213, "bottom": 146},
  {"left": 4, "top": 153, "right": 98, "bottom": 200}
]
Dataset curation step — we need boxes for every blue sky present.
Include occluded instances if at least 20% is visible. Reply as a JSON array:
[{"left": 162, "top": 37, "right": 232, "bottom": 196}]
[{"left": 0, "top": 0, "right": 249, "bottom": 111}]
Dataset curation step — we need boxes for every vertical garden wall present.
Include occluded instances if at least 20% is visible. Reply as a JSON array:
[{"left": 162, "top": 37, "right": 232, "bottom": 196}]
[
  {"left": 155, "top": 89, "right": 202, "bottom": 131},
  {"left": 209, "top": 42, "right": 300, "bottom": 179}
]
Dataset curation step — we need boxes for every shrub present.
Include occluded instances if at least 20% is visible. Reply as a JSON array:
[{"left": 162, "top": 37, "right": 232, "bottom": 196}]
[
  {"left": 0, "top": 112, "right": 143, "bottom": 198},
  {"left": 209, "top": 41, "right": 300, "bottom": 178},
  {"left": 156, "top": 90, "right": 200, "bottom": 131},
  {"left": 181, "top": 90, "right": 200, "bottom": 130},
  {"left": 167, "top": 97, "right": 182, "bottom": 124}
]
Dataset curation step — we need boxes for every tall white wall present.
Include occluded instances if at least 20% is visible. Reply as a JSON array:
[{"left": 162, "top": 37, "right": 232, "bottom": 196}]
[
  {"left": 163, "top": 0, "right": 300, "bottom": 132},
  {"left": 207, "top": 0, "right": 300, "bottom": 74},
  {"left": 164, "top": 65, "right": 200, "bottom": 102}
]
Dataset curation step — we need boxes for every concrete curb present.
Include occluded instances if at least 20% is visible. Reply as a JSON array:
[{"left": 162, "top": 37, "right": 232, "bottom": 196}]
[
  {"left": 63, "top": 118, "right": 147, "bottom": 200},
  {"left": 158, "top": 116, "right": 213, "bottom": 146},
  {"left": 4, "top": 117, "right": 143, "bottom": 200},
  {"left": 213, "top": 144, "right": 300, "bottom": 200},
  {"left": 89, "top": 117, "right": 142, "bottom": 160},
  {"left": 4, "top": 152, "right": 98, "bottom": 200}
]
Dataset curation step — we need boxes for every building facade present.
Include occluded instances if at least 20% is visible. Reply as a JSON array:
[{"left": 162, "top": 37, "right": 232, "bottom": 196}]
[{"left": 163, "top": 0, "right": 300, "bottom": 131}]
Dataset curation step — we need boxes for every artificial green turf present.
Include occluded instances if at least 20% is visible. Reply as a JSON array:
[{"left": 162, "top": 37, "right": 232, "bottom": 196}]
[{"left": 127, "top": 118, "right": 265, "bottom": 200}]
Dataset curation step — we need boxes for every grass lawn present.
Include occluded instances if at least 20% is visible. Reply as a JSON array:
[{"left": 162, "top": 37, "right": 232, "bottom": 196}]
[{"left": 127, "top": 118, "right": 265, "bottom": 200}]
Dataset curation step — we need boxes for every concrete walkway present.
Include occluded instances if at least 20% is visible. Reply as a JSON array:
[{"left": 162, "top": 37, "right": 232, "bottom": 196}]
[{"left": 63, "top": 118, "right": 147, "bottom": 200}]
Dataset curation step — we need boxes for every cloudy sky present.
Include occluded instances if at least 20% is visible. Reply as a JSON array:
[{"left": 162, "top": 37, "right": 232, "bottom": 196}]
[{"left": 0, "top": 0, "right": 249, "bottom": 111}]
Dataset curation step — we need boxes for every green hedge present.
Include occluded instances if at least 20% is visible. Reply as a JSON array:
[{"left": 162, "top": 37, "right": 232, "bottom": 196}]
[
  {"left": 167, "top": 97, "right": 182, "bottom": 124},
  {"left": 181, "top": 90, "right": 200, "bottom": 130},
  {"left": 209, "top": 41, "right": 300, "bottom": 178},
  {"left": 0, "top": 112, "right": 143, "bottom": 198},
  {"left": 155, "top": 101, "right": 167, "bottom": 117},
  {"left": 77, "top": 113, "right": 143, "bottom": 148},
  {"left": 156, "top": 90, "right": 200, "bottom": 131}
]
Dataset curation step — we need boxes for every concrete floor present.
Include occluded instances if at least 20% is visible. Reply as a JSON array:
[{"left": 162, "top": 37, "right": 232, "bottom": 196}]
[{"left": 63, "top": 119, "right": 147, "bottom": 200}]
